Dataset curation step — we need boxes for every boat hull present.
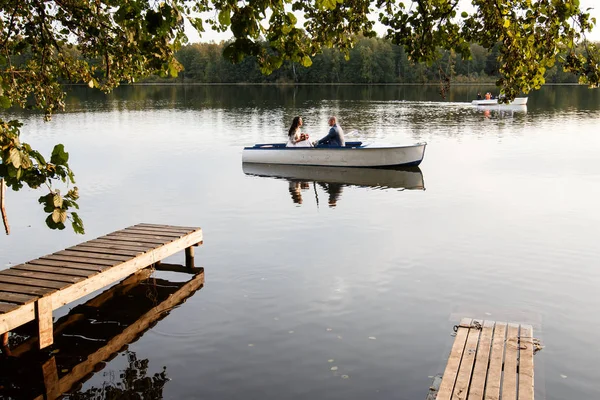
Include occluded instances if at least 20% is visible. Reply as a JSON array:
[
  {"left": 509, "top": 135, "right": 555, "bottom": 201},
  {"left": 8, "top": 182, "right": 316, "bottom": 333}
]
[
  {"left": 241, "top": 143, "right": 427, "bottom": 168},
  {"left": 471, "top": 97, "right": 528, "bottom": 106}
]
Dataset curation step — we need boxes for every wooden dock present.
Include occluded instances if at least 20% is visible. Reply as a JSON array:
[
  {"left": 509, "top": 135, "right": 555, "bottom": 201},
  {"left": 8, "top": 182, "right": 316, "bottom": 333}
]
[
  {"left": 0, "top": 263, "right": 204, "bottom": 399},
  {"left": 434, "top": 318, "right": 534, "bottom": 400},
  {"left": 0, "top": 223, "right": 202, "bottom": 350}
]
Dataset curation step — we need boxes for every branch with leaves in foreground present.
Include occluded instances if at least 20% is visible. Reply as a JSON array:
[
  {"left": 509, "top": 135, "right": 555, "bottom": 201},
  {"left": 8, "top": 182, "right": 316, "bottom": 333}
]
[{"left": 1, "top": 0, "right": 599, "bottom": 234}]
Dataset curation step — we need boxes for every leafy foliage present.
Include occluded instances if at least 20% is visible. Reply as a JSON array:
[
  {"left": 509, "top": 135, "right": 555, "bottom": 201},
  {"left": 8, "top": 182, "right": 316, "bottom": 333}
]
[{"left": 1, "top": 0, "right": 598, "bottom": 233}]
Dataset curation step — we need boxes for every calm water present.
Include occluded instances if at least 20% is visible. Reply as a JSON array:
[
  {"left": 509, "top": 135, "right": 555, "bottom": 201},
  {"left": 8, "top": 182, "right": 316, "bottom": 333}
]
[{"left": 1, "top": 85, "right": 600, "bottom": 399}]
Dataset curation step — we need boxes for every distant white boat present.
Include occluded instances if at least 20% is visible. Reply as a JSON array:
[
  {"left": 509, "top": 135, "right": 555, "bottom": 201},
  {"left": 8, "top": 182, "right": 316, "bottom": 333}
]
[
  {"left": 242, "top": 163, "right": 425, "bottom": 190},
  {"left": 241, "top": 141, "right": 427, "bottom": 168},
  {"left": 471, "top": 97, "right": 528, "bottom": 106}
]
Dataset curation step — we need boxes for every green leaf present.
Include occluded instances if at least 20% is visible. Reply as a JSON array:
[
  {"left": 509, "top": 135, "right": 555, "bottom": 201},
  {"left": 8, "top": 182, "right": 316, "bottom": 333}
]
[
  {"left": 50, "top": 144, "right": 69, "bottom": 166},
  {"left": 218, "top": 9, "right": 231, "bottom": 26},
  {"left": 301, "top": 56, "right": 313, "bottom": 67},
  {"left": 0, "top": 95, "right": 11, "bottom": 109}
]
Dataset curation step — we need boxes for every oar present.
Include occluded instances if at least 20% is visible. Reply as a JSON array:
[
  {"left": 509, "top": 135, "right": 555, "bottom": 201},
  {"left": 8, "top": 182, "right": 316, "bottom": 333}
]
[{"left": 313, "top": 181, "right": 320, "bottom": 210}]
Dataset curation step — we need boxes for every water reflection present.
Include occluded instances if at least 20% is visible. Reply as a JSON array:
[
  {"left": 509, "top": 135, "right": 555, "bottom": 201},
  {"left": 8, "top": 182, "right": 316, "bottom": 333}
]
[
  {"left": 474, "top": 104, "right": 528, "bottom": 119},
  {"left": 0, "top": 265, "right": 204, "bottom": 400},
  {"left": 244, "top": 163, "right": 425, "bottom": 207}
]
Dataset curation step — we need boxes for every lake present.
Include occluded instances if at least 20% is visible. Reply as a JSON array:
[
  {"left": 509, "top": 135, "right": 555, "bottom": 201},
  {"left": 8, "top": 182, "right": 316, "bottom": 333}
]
[{"left": 1, "top": 84, "right": 599, "bottom": 399}]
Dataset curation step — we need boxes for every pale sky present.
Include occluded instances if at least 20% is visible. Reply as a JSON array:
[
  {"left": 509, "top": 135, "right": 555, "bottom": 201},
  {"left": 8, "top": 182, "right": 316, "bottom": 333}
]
[{"left": 185, "top": 0, "right": 599, "bottom": 44}]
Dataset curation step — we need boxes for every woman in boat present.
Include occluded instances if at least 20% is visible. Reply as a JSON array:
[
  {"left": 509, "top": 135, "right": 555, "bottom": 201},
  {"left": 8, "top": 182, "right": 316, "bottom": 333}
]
[{"left": 286, "top": 116, "right": 312, "bottom": 147}]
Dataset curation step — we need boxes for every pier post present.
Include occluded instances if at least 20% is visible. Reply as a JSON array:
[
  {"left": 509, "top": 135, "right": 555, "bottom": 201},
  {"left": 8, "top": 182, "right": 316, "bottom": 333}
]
[{"left": 185, "top": 246, "right": 195, "bottom": 268}]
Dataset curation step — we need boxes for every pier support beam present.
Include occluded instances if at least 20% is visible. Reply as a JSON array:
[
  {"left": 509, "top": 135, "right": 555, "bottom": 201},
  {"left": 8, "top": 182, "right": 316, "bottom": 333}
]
[
  {"left": 185, "top": 246, "right": 195, "bottom": 268},
  {"left": 37, "top": 297, "right": 54, "bottom": 349}
]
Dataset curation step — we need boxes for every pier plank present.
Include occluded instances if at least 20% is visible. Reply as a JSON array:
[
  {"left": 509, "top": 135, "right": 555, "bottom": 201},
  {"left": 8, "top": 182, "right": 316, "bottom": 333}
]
[
  {"left": 484, "top": 322, "right": 507, "bottom": 400},
  {"left": 28, "top": 259, "right": 106, "bottom": 272},
  {"left": 437, "top": 318, "right": 472, "bottom": 400},
  {"left": 15, "top": 264, "right": 98, "bottom": 277},
  {"left": 518, "top": 325, "right": 535, "bottom": 400},
  {"left": 0, "top": 274, "right": 71, "bottom": 290},
  {"left": 0, "top": 269, "right": 84, "bottom": 283},
  {"left": 120, "top": 227, "right": 185, "bottom": 237},
  {"left": 67, "top": 245, "right": 143, "bottom": 257},
  {"left": 0, "top": 282, "right": 56, "bottom": 296},
  {"left": 0, "top": 303, "right": 18, "bottom": 313},
  {"left": 43, "top": 254, "right": 120, "bottom": 266},
  {"left": 0, "top": 292, "right": 38, "bottom": 305},
  {"left": 452, "top": 320, "right": 481, "bottom": 399},
  {"left": 467, "top": 320, "right": 494, "bottom": 400},
  {"left": 55, "top": 250, "right": 131, "bottom": 262},
  {"left": 82, "top": 239, "right": 155, "bottom": 252},
  {"left": 502, "top": 323, "right": 520, "bottom": 400}
]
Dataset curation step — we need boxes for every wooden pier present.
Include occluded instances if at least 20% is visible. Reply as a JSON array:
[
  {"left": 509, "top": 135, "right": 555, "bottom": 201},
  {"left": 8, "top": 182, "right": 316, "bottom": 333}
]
[
  {"left": 0, "top": 223, "right": 203, "bottom": 350},
  {"left": 433, "top": 318, "right": 534, "bottom": 400},
  {"left": 0, "top": 263, "right": 204, "bottom": 399}
]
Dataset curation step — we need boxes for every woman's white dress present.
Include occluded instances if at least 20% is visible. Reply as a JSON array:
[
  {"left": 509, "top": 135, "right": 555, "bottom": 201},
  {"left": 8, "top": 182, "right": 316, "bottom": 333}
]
[{"left": 286, "top": 130, "right": 312, "bottom": 147}]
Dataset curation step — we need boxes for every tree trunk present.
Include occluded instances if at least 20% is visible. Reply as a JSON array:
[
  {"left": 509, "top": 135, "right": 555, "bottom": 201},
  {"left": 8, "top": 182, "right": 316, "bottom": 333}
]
[{"left": 1, "top": 178, "right": 9, "bottom": 235}]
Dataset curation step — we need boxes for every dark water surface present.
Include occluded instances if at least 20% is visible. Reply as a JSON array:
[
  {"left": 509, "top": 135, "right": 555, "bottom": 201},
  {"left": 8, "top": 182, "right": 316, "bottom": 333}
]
[{"left": 1, "top": 85, "right": 599, "bottom": 399}]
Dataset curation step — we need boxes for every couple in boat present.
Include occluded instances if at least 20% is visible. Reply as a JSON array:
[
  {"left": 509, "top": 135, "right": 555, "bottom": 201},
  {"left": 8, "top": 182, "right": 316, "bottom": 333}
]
[{"left": 286, "top": 116, "right": 345, "bottom": 148}]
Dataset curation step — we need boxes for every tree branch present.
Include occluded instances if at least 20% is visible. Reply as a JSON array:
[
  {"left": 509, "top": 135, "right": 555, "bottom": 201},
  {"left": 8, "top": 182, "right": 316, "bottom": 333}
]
[{"left": 1, "top": 178, "right": 9, "bottom": 235}]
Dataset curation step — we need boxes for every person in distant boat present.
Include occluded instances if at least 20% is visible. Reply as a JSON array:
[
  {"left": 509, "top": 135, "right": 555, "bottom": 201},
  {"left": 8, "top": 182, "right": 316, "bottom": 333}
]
[
  {"left": 477, "top": 92, "right": 482, "bottom": 100},
  {"left": 314, "top": 116, "right": 345, "bottom": 147},
  {"left": 485, "top": 92, "right": 492, "bottom": 100},
  {"left": 286, "top": 116, "right": 312, "bottom": 147}
]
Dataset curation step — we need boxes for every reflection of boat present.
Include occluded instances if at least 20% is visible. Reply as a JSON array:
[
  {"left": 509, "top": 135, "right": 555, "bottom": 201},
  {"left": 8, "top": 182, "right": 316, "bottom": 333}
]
[
  {"left": 242, "top": 141, "right": 427, "bottom": 168},
  {"left": 242, "top": 163, "right": 425, "bottom": 190},
  {"left": 471, "top": 97, "right": 528, "bottom": 106},
  {"left": 0, "top": 265, "right": 204, "bottom": 400}
]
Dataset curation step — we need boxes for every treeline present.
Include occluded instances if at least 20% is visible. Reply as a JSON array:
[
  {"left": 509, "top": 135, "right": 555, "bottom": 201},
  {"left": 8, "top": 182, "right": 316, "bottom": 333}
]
[{"left": 147, "top": 36, "right": 581, "bottom": 84}]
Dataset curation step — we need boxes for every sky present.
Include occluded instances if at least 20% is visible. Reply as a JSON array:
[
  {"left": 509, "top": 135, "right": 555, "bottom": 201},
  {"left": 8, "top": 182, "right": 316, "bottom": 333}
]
[{"left": 184, "top": 0, "right": 600, "bottom": 44}]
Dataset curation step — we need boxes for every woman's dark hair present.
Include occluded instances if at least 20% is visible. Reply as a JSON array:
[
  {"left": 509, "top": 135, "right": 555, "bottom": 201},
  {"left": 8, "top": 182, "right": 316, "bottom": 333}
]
[{"left": 288, "top": 116, "right": 302, "bottom": 137}]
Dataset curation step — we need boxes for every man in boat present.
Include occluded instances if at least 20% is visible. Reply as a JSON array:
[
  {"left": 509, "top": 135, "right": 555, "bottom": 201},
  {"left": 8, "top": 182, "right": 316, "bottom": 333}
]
[{"left": 314, "top": 116, "right": 345, "bottom": 147}]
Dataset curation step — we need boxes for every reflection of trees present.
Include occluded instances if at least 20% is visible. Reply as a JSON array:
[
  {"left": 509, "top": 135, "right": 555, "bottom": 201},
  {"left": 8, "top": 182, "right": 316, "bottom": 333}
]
[{"left": 67, "top": 351, "right": 168, "bottom": 400}]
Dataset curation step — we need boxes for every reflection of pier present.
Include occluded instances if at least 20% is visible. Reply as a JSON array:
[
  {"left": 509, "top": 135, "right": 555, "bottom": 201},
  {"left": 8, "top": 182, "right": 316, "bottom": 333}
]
[
  {"left": 243, "top": 163, "right": 425, "bottom": 190},
  {"left": 0, "top": 264, "right": 204, "bottom": 400}
]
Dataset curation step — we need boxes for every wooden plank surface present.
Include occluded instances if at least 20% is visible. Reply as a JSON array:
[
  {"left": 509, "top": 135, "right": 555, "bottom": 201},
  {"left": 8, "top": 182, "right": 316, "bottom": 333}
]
[
  {"left": 467, "top": 320, "right": 494, "bottom": 400},
  {"left": 0, "top": 302, "right": 19, "bottom": 314},
  {"left": 452, "top": 320, "right": 481, "bottom": 399},
  {"left": 14, "top": 264, "right": 96, "bottom": 277},
  {"left": 55, "top": 250, "right": 131, "bottom": 262},
  {"left": 96, "top": 235, "right": 167, "bottom": 245},
  {"left": 120, "top": 227, "right": 185, "bottom": 237},
  {"left": 518, "top": 324, "right": 535, "bottom": 400},
  {"left": 502, "top": 323, "right": 520, "bottom": 400},
  {"left": 0, "top": 269, "right": 84, "bottom": 283},
  {"left": 484, "top": 322, "right": 507, "bottom": 400},
  {"left": 106, "top": 232, "right": 178, "bottom": 243},
  {"left": 68, "top": 245, "right": 143, "bottom": 257},
  {"left": 0, "top": 291, "right": 38, "bottom": 305},
  {"left": 136, "top": 223, "right": 198, "bottom": 232},
  {"left": 0, "top": 274, "right": 71, "bottom": 290},
  {"left": 437, "top": 318, "right": 472, "bottom": 400},
  {"left": 43, "top": 254, "right": 120, "bottom": 267},
  {"left": 0, "top": 282, "right": 56, "bottom": 296},
  {"left": 27, "top": 259, "right": 106, "bottom": 272},
  {"left": 80, "top": 239, "right": 155, "bottom": 252}
]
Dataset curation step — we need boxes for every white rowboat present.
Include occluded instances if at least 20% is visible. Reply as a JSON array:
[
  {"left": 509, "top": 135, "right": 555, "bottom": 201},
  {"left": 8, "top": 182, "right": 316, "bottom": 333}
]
[
  {"left": 471, "top": 97, "right": 528, "bottom": 106},
  {"left": 242, "top": 142, "right": 427, "bottom": 168}
]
